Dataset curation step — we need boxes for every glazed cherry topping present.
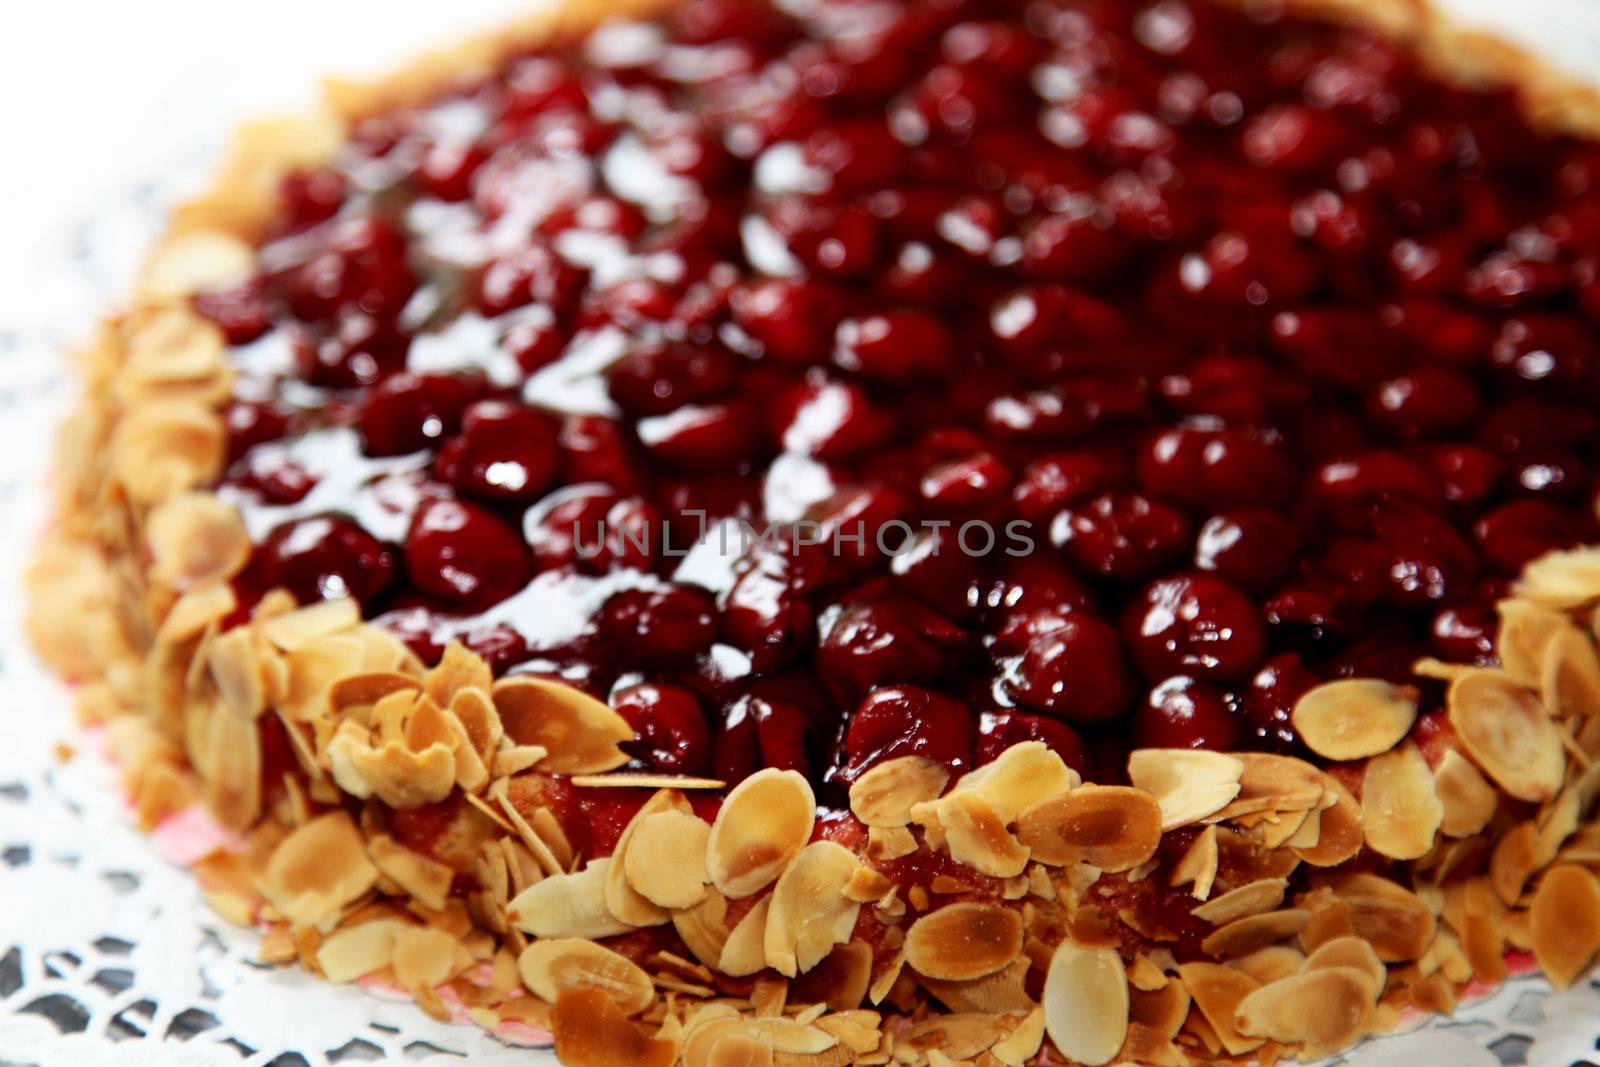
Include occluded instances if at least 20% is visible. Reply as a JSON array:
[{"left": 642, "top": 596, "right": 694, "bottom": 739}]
[
  {"left": 405, "top": 497, "right": 531, "bottom": 609},
  {"left": 201, "top": 0, "right": 1600, "bottom": 809}
]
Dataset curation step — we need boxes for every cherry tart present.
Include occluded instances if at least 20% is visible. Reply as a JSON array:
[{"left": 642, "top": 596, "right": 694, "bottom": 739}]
[{"left": 30, "top": 0, "right": 1600, "bottom": 1063}]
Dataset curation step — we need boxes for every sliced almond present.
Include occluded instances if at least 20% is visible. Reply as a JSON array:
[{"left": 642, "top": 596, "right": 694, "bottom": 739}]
[
  {"left": 938, "top": 790, "right": 1030, "bottom": 877},
  {"left": 259, "top": 811, "right": 378, "bottom": 931},
  {"left": 904, "top": 902, "right": 1024, "bottom": 982},
  {"left": 718, "top": 895, "right": 772, "bottom": 977},
  {"left": 1292, "top": 679, "right": 1416, "bottom": 761},
  {"left": 1127, "top": 749, "right": 1242, "bottom": 830},
  {"left": 493, "top": 676, "right": 633, "bottom": 774},
  {"left": 519, "top": 938, "right": 655, "bottom": 1015},
  {"left": 146, "top": 492, "right": 250, "bottom": 591},
  {"left": 570, "top": 773, "right": 726, "bottom": 789},
  {"left": 507, "top": 860, "right": 635, "bottom": 940},
  {"left": 1201, "top": 909, "right": 1310, "bottom": 960},
  {"left": 990, "top": 1005, "right": 1046, "bottom": 1067},
  {"left": 1451, "top": 670, "right": 1565, "bottom": 803},
  {"left": 848, "top": 756, "right": 950, "bottom": 826},
  {"left": 606, "top": 791, "right": 685, "bottom": 928},
  {"left": 1042, "top": 940, "right": 1128, "bottom": 1067},
  {"left": 1232, "top": 967, "right": 1376, "bottom": 1060},
  {"left": 1171, "top": 824, "right": 1220, "bottom": 899},
  {"left": 260, "top": 598, "right": 361, "bottom": 652},
  {"left": 949, "top": 741, "right": 1078, "bottom": 821},
  {"left": 706, "top": 768, "right": 816, "bottom": 898},
  {"left": 1228, "top": 945, "right": 1304, "bottom": 985},
  {"left": 763, "top": 841, "right": 862, "bottom": 977},
  {"left": 1531, "top": 864, "right": 1600, "bottom": 989},
  {"left": 1225, "top": 753, "right": 1325, "bottom": 817},
  {"left": 625, "top": 809, "right": 712, "bottom": 910},
  {"left": 1434, "top": 748, "right": 1498, "bottom": 837},
  {"left": 1291, "top": 775, "right": 1363, "bottom": 867},
  {"left": 1361, "top": 741, "right": 1443, "bottom": 860},
  {"left": 672, "top": 889, "right": 732, "bottom": 970},
  {"left": 315, "top": 919, "right": 408, "bottom": 983},
  {"left": 1191, "top": 878, "right": 1287, "bottom": 926},
  {"left": 1177, "top": 962, "right": 1263, "bottom": 1056},
  {"left": 1015, "top": 785, "right": 1161, "bottom": 873},
  {"left": 1515, "top": 545, "right": 1600, "bottom": 609},
  {"left": 1302, "top": 935, "right": 1386, "bottom": 995},
  {"left": 1541, "top": 623, "right": 1600, "bottom": 719},
  {"left": 367, "top": 834, "right": 454, "bottom": 912},
  {"left": 550, "top": 987, "right": 677, "bottom": 1067},
  {"left": 1326, "top": 872, "right": 1436, "bottom": 962}
]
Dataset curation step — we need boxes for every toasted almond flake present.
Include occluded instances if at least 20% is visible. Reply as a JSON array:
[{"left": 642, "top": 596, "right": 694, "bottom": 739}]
[
  {"left": 626, "top": 809, "right": 712, "bottom": 910},
  {"left": 938, "top": 790, "right": 1030, "bottom": 877},
  {"left": 707, "top": 768, "right": 816, "bottom": 898},
  {"left": 259, "top": 811, "right": 379, "bottom": 931},
  {"left": 903, "top": 902, "right": 1024, "bottom": 982},
  {"left": 672, "top": 891, "right": 733, "bottom": 970},
  {"left": 744, "top": 1017, "right": 838, "bottom": 1055},
  {"left": 1434, "top": 748, "right": 1498, "bottom": 838},
  {"left": 1177, "top": 962, "right": 1263, "bottom": 1056},
  {"left": 1490, "top": 820, "right": 1540, "bottom": 904},
  {"left": 949, "top": 741, "right": 1078, "bottom": 821},
  {"left": 1228, "top": 945, "right": 1305, "bottom": 986},
  {"left": 1515, "top": 546, "right": 1600, "bottom": 610},
  {"left": 142, "top": 230, "right": 256, "bottom": 296},
  {"left": 1531, "top": 864, "right": 1600, "bottom": 988},
  {"left": 1015, "top": 785, "right": 1161, "bottom": 872},
  {"left": 147, "top": 492, "right": 250, "bottom": 591},
  {"left": 1292, "top": 679, "right": 1417, "bottom": 761},
  {"left": 606, "top": 791, "right": 684, "bottom": 928},
  {"left": 764, "top": 841, "right": 862, "bottom": 977},
  {"left": 508, "top": 860, "right": 635, "bottom": 940},
  {"left": 1302, "top": 936, "right": 1386, "bottom": 995},
  {"left": 392, "top": 925, "right": 460, "bottom": 992},
  {"left": 1491, "top": 598, "right": 1568, "bottom": 687},
  {"left": 848, "top": 756, "right": 950, "bottom": 827},
  {"left": 1042, "top": 940, "right": 1128, "bottom": 1067},
  {"left": 1447, "top": 669, "right": 1565, "bottom": 802},
  {"left": 843, "top": 865, "right": 894, "bottom": 903},
  {"left": 259, "top": 597, "right": 361, "bottom": 652},
  {"left": 367, "top": 834, "right": 454, "bottom": 912},
  {"left": 327, "top": 671, "right": 423, "bottom": 715},
  {"left": 1128, "top": 749, "right": 1243, "bottom": 830},
  {"left": 1327, "top": 872, "right": 1436, "bottom": 962},
  {"left": 1360, "top": 741, "right": 1443, "bottom": 860},
  {"left": 551, "top": 987, "right": 677, "bottom": 1067},
  {"left": 990, "top": 1005, "right": 1046, "bottom": 1067},
  {"left": 1201, "top": 909, "right": 1310, "bottom": 960},
  {"left": 111, "top": 402, "right": 225, "bottom": 505},
  {"left": 1291, "top": 775, "right": 1363, "bottom": 867},
  {"left": 494, "top": 676, "right": 633, "bottom": 775},
  {"left": 1130, "top": 978, "right": 1191, "bottom": 1040},
  {"left": 1172, "top": 824, "right": 1220, "bottom": 899},
  {"left": 919, "top": 956, "right": 1033, "bottom": 1015},
  {"left": 314, "top": 919, "right": 408, "bottom": 983},
  {"left": 570, "top": 773, "right": 726, "bottom": 789},
  {"left": 1192, "top": 878, "right": 1288, "bottom": 926},
  {"left": 1541, "top": 623, "right": 1600, "bottom": 719},
  {"left": 205, "top": 628, "right": 269, "bottom": 718},
  {"left": 1232, "top": 967, "right": 1376, "bottom": 1060},
  {"left": 1223, "top": 753, "right": 1326, "bottom": 818},
  {"left": 519, "top": 938, "right": 655, "bottom": 1015},
  {"left": 718, "top": 895, "right": 772, "bottom": 977}
]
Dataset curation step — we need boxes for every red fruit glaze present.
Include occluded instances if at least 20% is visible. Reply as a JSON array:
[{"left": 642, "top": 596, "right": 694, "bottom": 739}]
[{"left": 197, "top": 0, "right": 1600, "bottom": 838}]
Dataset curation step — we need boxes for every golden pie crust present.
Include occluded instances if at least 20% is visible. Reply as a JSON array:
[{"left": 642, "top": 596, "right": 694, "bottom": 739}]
[{"left": 26, "top": 1, "right": 1600, "bottom": 1064}]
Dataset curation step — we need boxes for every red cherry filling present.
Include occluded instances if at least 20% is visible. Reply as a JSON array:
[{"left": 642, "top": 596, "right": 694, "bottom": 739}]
[
  {"left": 405, "top": 497, "right": 531, "bottom": 609},
  {"left": 613, "top": 682, "right": 713, "bottom": 775},
  {"left": 257, "top": 516, "right": 396, "bottom": 609},
  {"left": 840, "top": 685, "right": 975, "bottom": 781}
]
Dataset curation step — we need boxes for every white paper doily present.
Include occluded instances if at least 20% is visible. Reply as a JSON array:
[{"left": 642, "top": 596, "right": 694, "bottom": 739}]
[{"left": 5, "top": 4, "right": 1600, "bottom": 1066}]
